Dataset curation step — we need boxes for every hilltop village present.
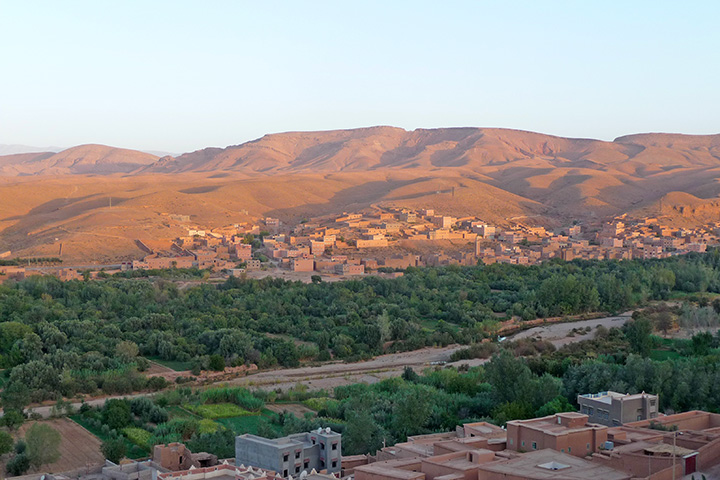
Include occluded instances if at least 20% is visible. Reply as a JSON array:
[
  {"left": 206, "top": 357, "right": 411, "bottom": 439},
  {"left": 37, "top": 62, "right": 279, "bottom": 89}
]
[{"left": 2, "top": 208, "right": 719, "bottom": 283}]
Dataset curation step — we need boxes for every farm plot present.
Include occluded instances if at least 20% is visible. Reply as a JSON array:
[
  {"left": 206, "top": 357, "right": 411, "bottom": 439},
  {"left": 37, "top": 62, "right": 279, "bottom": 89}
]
[{"left": 5, "top": 419, "right": 105, "bottom": 474}]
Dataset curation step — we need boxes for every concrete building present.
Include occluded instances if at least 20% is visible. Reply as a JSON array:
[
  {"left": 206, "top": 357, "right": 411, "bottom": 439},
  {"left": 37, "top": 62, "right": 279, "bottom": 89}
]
[
  {"left": 578, "top": 391, "right": 659, "bottom": 426},
  {"left": 506, "top": 412, "right": 607, "bottom": 457},
  {"left": 236, "top": 428, "right": 341, "bottom": 477}
]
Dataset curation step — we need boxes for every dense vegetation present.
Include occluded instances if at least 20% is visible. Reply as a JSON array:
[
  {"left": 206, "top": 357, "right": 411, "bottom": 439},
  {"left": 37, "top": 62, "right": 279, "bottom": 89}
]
[
  {"left": 66, "top": 313, "right": 720, "bottom": 461},
  {"left": 3, "top": 250, "right": 720, "bottom": 405}
]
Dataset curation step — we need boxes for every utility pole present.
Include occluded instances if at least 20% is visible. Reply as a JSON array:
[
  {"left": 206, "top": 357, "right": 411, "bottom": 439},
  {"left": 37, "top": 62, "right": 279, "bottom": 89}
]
[
  {"left": 672, "top": 430, "right": 676, "bottom": 480},
  {"left": 672, "top": 430, "right": 683, "bottom": 480}
]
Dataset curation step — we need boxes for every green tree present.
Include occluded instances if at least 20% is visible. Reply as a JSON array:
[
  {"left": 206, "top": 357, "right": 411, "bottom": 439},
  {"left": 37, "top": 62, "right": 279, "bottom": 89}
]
[
  {"left": 655, "top": 311, "right": 673, "bottom": 335},
  {"left": 0, "top": 430, "right": 14, "bottom": 455},
  {"left": 101, "top": 436, "right": 127, "bottom": 464},
  {"left": 25, "top": 423, "right": 61, "bottom": 470},
  {"left": 343, "top": 409, "right": 383, "bottom": 455},
  {"left": 535, "top": 395, "right": 574, "bottom": 417},
  {"left": 208, "top": 354, "right": 225, "bottom": 371},
  {"left": 1, "top": 409, "right": 25, "bottom": 431},
  {"left": 102, "top": 399, "right": 132, "bottom": 430},
  {"left": 624, "top": 318, "right": 654, "bottom": 357},
  {"left": 115, "top": 340, "right": 139, "bottom": 363},
  {"left": 484, "top": 350, "right": 533, "bottom": 404}
]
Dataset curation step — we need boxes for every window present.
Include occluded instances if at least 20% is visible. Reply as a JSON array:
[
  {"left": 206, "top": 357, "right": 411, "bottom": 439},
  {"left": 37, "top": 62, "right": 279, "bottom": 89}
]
[
  {"left": 509, "top": 439, "right": 514, "bottom": 446},
  {"left": 332, "top": 461, "right": 337, "bottom": 468},
  {"left": 320, "top": 442, "right": 325, "bottom": 450},
  {"left": 295, "top": 452, "right": 301, "bottom": 459},
  {"left": 283, "top": 454, "right": 289, "bottom": 462},
  {"left": 587, "top": 443, "right": 590, "bottom": 450},
  {"left": 332, "top": 443, "right": 337, "bottom": 451},
  {"left": 521, "top": 441, "right": 525, "bottom": 447},
  {"left": 588, "top": 407, "right": 594, "bottom": 416},
  {"left": 557, "top": 417, "right": 561, "bottom": 424},
  {"left": 304, "top": 459, "right": 309, "bottom": 467},
  {"left": 295, "top": 467, "right": 300, "bottom": 474},
  {"left": 568, "top": 447, "right": 571, "bottom": 453},
  {"left": 283, "top": 470, "right": 288, "bottom": 477},
  {"left": 532, "top": 442, "right": 537, "bottom": 450}
]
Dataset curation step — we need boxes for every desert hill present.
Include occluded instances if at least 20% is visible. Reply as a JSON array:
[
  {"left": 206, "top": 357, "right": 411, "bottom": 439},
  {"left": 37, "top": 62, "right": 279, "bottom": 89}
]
[
  {"left": 0, "top": 144, "right": 159, "bottom": 176},
  {"left": 2, "top": 127, "right": 720, "bottom": 262}
]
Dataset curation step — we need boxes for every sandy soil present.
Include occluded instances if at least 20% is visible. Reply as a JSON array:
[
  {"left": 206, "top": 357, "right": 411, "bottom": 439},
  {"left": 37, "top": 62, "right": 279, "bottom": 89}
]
[
  {"left": 509, "top": 312, "right": 634, "bottom": 347},
  {"left": 3, "top": 418, "right": 104, "bottom": 475}
]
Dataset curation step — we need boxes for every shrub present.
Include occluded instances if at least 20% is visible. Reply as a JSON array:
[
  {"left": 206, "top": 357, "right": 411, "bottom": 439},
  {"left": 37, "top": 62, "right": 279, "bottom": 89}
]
[
  {"left": 6, "top": 453, "right": 30, "bottom": 476},
  {"left": 200, "top": 387, "right": 264, "bottom": 411},
  {"left": 208, "top": 355, "right": 225, "bottom": 371}
]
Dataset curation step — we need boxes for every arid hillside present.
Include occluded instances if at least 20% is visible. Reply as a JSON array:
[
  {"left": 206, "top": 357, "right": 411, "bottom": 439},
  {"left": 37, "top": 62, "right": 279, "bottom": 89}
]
[{"left": 1, "top": 127, "right": 719, "bottom": 261}]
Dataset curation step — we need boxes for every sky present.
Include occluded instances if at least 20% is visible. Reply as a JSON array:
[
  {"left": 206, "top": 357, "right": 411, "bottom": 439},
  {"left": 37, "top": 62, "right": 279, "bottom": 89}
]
[{"left": 0, "top": 1, "right": 718, "bottom": 153}]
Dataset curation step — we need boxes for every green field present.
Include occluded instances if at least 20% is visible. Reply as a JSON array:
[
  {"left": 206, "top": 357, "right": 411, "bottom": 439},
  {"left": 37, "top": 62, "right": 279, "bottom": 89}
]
[
  {"left": 217, "top": 409, "right": 282, "bottom": 436},
  {"left": 147, "top": 357, "right": 193, "bottom": 371},
  {"left": 649, "top": 349, "right": 682, "bottom": 361},
  {"left": 167, "top": 405, "right": 200, "bottom": 420},
  {"left": 70, "top": 415, "right": 149, "bottom": 459},
  {"left": 184, "top": 403, "right": 252, "bottom": 419}
]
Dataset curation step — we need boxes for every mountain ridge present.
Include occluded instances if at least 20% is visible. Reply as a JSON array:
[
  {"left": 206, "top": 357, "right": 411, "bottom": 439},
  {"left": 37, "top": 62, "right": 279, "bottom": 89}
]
[{"left": 2, "top": 127, "right": 720, "bottom": 177}]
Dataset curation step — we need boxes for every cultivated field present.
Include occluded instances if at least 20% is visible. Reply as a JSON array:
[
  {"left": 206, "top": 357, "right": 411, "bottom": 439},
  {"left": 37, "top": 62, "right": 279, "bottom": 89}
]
[{"left": 5, "top": 419, "right": 104, "bottom": 475}]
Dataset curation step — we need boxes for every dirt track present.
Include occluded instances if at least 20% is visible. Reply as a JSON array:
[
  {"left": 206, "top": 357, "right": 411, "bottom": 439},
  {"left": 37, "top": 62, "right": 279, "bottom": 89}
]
[{"left": 13, "top": 313, "right": 634, "bottom": 418}]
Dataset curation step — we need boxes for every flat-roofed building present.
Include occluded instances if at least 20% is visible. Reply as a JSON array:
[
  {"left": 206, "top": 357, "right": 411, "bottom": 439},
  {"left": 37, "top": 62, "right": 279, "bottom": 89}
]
[
  {"left": 477, "top": 448, "right": 631, "bottom": 480},
  {"left": 506, "top": 412, "right": 607, "bottom": 457},
  {"left": 235, "top": 428, "right": 341, "bottom": 477},
  {"left": 578, "top": 391, "right": 659, "bottom": 427}
]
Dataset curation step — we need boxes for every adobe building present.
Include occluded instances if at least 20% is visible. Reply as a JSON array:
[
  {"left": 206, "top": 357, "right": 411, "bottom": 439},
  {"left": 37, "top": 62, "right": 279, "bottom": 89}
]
[
  {"left": 577, "top": 391, "right": 659, "bottom": 426},
  {"left": 291, "top": 257, "right": 315, "bottom": 272},
  {"left": 153, "top": 443, "right": 218, "bottom": 471},
  {"left": 476, "top": 449, "right": 631, "bottom": 480},
  {"left": 236, "top": 428, "right": 341, "bottom": 477},
  {"left": 506, "top": 412, "right": 607, "bottom": 457},
  {"left": 354, "top": 449, "right": 497, "bottom": 480}
]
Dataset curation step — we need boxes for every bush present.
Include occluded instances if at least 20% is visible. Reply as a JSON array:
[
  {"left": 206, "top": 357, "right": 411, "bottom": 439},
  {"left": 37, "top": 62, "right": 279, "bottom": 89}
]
[
  {"left": 208, "top": 355, "right": 225, "bottom": 371},
  {"left": 147, "top": 376, "right": 169, "bottom": 391},
  {"left": 6, "top": 453, "right": 30, "bottom": 476},
  {"left": 200, "top": 387, "right": 264, "bottom": 411}
]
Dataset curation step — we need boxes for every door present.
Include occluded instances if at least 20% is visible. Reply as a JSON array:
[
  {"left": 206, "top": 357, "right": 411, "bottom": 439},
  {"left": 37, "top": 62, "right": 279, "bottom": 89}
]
[{"left": 684, "top": 453, "right": 697, "bottom": 475}]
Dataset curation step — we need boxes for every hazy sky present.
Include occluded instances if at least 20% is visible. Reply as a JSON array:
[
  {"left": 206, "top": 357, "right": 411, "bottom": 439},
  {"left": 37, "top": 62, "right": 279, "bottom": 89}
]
[{"left": 1, "top": 1, "right": 718, "bottom": 153}]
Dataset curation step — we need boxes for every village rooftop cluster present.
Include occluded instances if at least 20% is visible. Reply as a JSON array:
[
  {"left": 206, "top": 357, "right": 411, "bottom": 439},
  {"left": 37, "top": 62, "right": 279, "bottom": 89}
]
[
  {"left": 1, "top": 208, "right": 719, "bottom": 283},
  {"left": 125, "top": 208, "right": 718, "bottom": 276}
]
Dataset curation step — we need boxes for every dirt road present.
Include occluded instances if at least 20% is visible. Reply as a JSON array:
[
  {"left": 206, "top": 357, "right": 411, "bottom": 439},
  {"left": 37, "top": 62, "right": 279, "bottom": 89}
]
[{"left": 12, "top": 313, "right": 633, "bottom": 418}]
